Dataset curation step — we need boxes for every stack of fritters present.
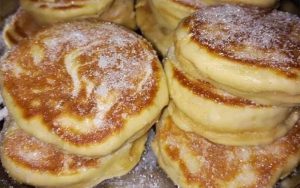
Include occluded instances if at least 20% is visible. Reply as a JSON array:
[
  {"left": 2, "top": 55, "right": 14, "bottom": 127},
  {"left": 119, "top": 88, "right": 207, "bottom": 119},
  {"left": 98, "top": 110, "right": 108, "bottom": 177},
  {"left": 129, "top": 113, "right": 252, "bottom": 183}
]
[
  {"left": 0, "top": 20, "right": 168, "bottom": 187},
  {"left": 153, "top": 5, "right": 300, "bottom": 187},
  {"left": 135, "top": 0, "right": 278, "bottom": 55},
  {"left": 3, "top": 0, "right": 136, "bottom": 48}
]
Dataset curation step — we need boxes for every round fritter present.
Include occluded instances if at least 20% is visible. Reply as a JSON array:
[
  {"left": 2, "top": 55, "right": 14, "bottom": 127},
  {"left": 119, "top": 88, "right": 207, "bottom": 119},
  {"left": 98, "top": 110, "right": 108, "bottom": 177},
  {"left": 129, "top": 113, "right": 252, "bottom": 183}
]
[
  {"left": 152, "top": 110, "right": 300, "bottom": 188},
  {"left": 3, "top": 0, "right": 136, "bottom": 48},
  {"left": 175, "top": 5, "right": 300, "bottom": 105},
  {"left": 20, "top": 0, "right": 114, "bottom": 25},
  {"left": 0, "top": 21, "right": 168, "bottom": 156},
  {"left": 149, "top": 0, "right": 278, "bottom": 32},
  {"left": 164, "top": 57, "right": 299, "bottom": 145},
  {"left": 139, "top": 0, "right": 278, "bottom": 56},
  {"left": 149, "top": 0, "right": 204, "bottom": 31},
  {"left": 1, "top": 121, "right": 147, "bottom": 188},
  {"left": 136, "top": 0, "right": 174, "bottom": 55}
]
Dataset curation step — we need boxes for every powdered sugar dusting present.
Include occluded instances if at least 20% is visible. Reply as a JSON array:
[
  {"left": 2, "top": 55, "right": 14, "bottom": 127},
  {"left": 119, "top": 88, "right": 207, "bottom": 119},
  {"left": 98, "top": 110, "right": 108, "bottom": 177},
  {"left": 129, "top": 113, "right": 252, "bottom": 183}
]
[
  {"left": 0, "top": 21, "right": 159, "bottom": 141},
  {"left": 43, "top": 28, "right": 90, "bottom": 62},
  {"left": 159, "top": 116, "right": 300, "bottom": 187},
  {"left": 3, "top": 125, "right": 99, "bottom": 174},
  {"left": 186, "top": 5, "right": 300, "bottom": 71}
]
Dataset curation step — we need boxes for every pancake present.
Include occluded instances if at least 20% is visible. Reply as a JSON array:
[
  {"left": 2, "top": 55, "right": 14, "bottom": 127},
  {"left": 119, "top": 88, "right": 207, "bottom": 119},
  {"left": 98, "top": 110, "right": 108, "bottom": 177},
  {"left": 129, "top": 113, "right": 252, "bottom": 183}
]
[
  {"left": 136, "top": 0, "right": 173, "bottom": 55},
  {"left": 3, "top": 0, "right": 136, "bottom": 48},
  {"left": 149, "top": 0, "right": 204, "bottom": 32},
  {"left": 175, "top": 5, "right": 300, "bottom": 106},
  {"left": 152, "top": 110, "right": 300, "bottom": 188},
  {"left": 169, "top": 102, "right": 299, "bottom": 146},
  {"left": 0, "top": 21, "right": 169, "bottom": 156},
  {"left": 138, "top": 0, "right": 278, "bottom": 56},
  {"left": 149, "top": 0, "right": 278, "bottom": 33},
  {"left": 20, "top": 0, "right": 114, "bottom": 25},
  {"left": 1, "top": 121, "right": 147, "bottom": 188},
  {"left": 164, "top": 56, "right": 299, "bottom": 145}
]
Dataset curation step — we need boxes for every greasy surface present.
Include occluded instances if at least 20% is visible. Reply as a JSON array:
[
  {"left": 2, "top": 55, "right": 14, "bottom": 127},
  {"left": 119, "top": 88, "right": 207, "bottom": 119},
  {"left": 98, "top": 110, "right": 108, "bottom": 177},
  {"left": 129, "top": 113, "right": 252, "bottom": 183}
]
[
  {"left": 154, "top": 112, "right": 300, "bottom": 187},
  {"left": 183, "top": 5, "right": 300, "bottom": 77},
  {"left": 0, "top": 21, "right": 160, "bottom": 146}
]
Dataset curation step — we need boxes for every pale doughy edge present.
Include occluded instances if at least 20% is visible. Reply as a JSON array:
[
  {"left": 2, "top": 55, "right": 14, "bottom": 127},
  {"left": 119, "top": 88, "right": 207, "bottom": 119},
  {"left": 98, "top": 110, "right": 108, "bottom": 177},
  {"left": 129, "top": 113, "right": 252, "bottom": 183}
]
[
  {"left": 164, "top": 58, "right": 298, "bottom": 137},
  {"left": 169, "top": 102, "right": 299, "bottom": 146},
  {"left": 175, "top": 26, "right": 300, "bottom": 106},
  {"left": 20, "top": 0, "right": 114, "bottom": 25},
  {"left": 136, "top": 0, "right": 173, "bottom": 55},
  {"left": 1, "top": 122, "right": 147, "bottom": 187},
  {"left": 149, "top": 0, "right": 196, "bottom": 31}
]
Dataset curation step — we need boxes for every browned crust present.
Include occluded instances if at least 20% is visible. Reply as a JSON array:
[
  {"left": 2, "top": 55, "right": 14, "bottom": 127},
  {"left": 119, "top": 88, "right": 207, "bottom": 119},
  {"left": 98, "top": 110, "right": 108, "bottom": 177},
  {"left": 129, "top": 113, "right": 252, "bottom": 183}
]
[
  {"left": 158, "top": 115, "right": 300, "bottom": 187},
  {"left": 1, "top": 21, "right": 160, "bottom": 146},
  {"left": 2, "top": 128, "right": 99, "bottom": 174},
  {"left": 182, "top": 5, "right": 300, "bottom": 78}
]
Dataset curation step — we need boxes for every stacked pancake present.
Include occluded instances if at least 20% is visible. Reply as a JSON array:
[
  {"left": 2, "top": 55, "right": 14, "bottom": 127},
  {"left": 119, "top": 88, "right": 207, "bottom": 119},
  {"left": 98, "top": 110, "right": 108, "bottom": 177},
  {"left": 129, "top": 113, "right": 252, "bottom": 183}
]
[
  {"left": 3, "top": 0, "right": 136, "bottom": 47},
  {"left": 153, "top": 5, "right": 300, "bottom": 187},
  {"left": 0, "top": 20, "right": 168, "bottom": 187},
  {"left": 136, "top": 0, "right": 278, "bottom": 55}
]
